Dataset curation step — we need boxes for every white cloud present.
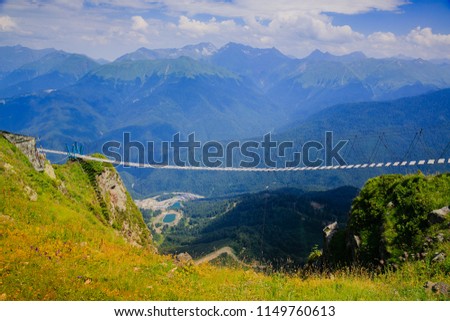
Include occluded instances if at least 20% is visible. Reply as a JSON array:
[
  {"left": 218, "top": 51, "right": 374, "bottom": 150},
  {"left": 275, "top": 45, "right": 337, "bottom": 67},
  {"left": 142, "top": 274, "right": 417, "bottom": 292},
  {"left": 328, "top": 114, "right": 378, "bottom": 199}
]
[
  {"left": 355, "top": 28, "right": 450, "bottom": 59},
  {"left": 131, "top": 15, "right": 149, "bottom": 31},
  {"left": 0, "top": 16, "right": 17, "bottom": 32},
  {"left": 162, "top": 0, "right": 408, "bottom": 18},
  {"left": 127, "top": 16, "right": 150, "bottom": 45},
  {"left": 407, "top": 27, "right": 450, "bottom": 47},
  {"left": 178, "top": 16, "right": 219, "bottom": 36},
  {"left": 267, "top": 12, "right": 363, "bottom": 43},
  {"left": 171, "top": 9, "right": 364, "bottom": 56},
  {"left": 178, "top": 16, "right": 238, "bottom": 37},
  {"left": 368, "top": 31, "right": 397, "bottom": 43}
]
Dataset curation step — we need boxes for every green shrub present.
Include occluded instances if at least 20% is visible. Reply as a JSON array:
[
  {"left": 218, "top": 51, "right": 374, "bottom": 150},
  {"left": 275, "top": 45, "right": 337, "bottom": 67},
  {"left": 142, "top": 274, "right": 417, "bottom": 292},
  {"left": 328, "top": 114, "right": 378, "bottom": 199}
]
[
  {"left": 348, "top": 173, "right": 450, "bottom": 265},
  {"left": 307, "top": 244, "right": 322, "bottom": 263}
]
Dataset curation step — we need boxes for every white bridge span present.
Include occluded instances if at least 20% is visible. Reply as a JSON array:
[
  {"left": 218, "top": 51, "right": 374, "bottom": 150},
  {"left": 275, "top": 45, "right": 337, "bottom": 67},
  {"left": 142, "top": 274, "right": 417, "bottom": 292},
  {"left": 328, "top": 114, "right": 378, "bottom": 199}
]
[{"left": 38, "top": 148, "right": 450, "bottom": 172}]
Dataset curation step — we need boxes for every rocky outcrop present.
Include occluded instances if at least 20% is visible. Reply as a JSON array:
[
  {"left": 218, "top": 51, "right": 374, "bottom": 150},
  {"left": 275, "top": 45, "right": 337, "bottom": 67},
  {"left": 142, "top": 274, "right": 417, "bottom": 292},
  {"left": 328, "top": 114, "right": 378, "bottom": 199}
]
[
  {"left": 81, "top": 162, "right": 152, "bottom": 247},
  {"left": 99, "top": 168, "right": 151, "bottom": 246},
  {"left": 323, "top": 222, "right": 338, "bottom": 255},
  {"left": 96, "top": 169, "right": 128, "bottom": 213},
  {"left": 321, "top": 222, "right": 362, "bottom": 266},
  {"left": 1, "top": 131, "right": 45, "bottom": 171},
  {"left": 424, "top": 281, "right": 449, "bottom": 296},
  {"left": 174, "top": 252, "right": 193, "bottom": 266},
  {"left": 322, "top": 222, "right": 338, "bottom": 263},
  {"left": 431, "top": 252, "right": 446, "bottom": 263},
  {"left": 329, "top": 204, "right": 449, "bottom": 268},
  {"left": 428, "top": 206, "right": 449, "bottom": 225}
]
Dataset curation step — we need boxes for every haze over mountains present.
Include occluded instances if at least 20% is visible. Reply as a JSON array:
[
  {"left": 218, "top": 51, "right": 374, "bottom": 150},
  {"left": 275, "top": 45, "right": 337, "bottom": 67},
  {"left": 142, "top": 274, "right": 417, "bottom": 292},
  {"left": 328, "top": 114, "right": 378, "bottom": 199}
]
[
  {"left": 2, "top": 43, "right": 450, "bottom": 144},
  {"left": 0, "top": 50, "right": 99, "bottom": 98},
  {"left": 119, "top": 88, "right": 450, "bottom": 197}
]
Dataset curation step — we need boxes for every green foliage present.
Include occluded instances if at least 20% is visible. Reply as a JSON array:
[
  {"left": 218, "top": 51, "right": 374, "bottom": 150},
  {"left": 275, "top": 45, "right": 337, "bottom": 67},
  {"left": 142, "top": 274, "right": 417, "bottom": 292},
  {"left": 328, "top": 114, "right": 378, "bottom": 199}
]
[
  {"left": 160, "top": 187, "right": 358, "bottom": 268},
  {"left": 79, "top": 160, "right": 110, "bottom": 222},
  {"left": 307, "top": 245, "right": 323, "bottom": 264},
  {"left": 348, "top": 173, "right": 450, "bottom": 265},
  {"left": 140, "top": 208, "right": 154, "bottom": 223},
  {"left": 389, "top": 175, "right": 431, "bottom": 249}
]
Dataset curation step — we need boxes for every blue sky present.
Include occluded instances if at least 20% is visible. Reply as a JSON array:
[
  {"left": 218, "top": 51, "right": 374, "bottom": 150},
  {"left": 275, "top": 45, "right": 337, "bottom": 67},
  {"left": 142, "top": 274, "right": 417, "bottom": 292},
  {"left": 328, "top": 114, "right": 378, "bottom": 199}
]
[
  {"left": 0, "top": 0, "right": 449, "bottom": 60},
  {"left": 330, "top": 0, "right": 450, "bottom": 34}
]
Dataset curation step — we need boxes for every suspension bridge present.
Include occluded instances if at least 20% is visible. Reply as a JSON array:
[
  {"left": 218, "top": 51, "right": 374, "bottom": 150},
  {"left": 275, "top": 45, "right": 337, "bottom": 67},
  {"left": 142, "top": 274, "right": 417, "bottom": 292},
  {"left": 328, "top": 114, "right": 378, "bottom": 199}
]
[
  {"left": 38, "top": 147, "right": 450, "bottom": 172},
  {"left": 36, "top": 127, "right": 450, "bottom": 172}
]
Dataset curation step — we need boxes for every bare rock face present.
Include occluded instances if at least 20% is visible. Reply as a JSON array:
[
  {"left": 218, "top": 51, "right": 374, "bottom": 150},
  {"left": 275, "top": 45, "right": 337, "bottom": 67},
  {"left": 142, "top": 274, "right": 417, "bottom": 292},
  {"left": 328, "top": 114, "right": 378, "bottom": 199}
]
[
  {"left": 96, "top": 169, "right": 127, "bottom": 213},
  {"left": 428, "top": 206, "right": 449, "bottom": 225},
  {"left": 1, "top": 131, "right": 45, "bottom": 172},
  {"left": 322, "top": 222, "right": 338, "bottom": 259},
  {"left": 323, "top": 222, "right": 338, "bottom": 245},
  {"left": 324, "top": 222, "right": 338, "bottom": 236},
  {"left": 95, "top": 168, "right": 152, "bottom": 247}
]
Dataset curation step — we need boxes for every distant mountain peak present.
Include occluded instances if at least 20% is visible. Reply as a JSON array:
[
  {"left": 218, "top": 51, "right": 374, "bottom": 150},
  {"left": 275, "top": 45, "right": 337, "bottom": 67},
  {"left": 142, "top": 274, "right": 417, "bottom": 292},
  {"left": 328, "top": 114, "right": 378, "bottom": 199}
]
[
  {"left": 181, "top": 42, "right": 217, "bottom": 55},
  {"left": 304, "top": 49, "right": 334, "bottom": 61},
  {"left": 115, "top": 43, "right": 217, "bottom": 62},
  {"left": 304, "top": 49, "right": 367, "bottom": 62},
  {"left": 222, "top": 42, "right": 249, "bottom": 49},
  {"left": 0, "top": 45, "right": 57, "bottom": 73},
  {"left": 135, "top": 47, "right": 151, "bottom": 53},
  {"left": 219, "top": 42, "right": 286, "bottom": 58}
]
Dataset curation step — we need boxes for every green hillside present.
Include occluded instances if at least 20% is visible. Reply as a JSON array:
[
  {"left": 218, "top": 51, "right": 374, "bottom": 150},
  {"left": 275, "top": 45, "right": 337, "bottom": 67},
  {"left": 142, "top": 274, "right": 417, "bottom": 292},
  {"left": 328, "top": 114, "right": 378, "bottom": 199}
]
[{"left": 0, "top": 135, "right": 448, "bottom": 300}]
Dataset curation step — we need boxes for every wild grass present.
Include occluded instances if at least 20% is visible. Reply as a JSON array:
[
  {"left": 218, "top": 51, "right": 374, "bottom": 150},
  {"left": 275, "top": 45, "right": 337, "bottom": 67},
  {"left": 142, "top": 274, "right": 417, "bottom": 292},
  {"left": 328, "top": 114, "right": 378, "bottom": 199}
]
[{"left": 0, "top": 137, "right": 448, "bottom": 301}]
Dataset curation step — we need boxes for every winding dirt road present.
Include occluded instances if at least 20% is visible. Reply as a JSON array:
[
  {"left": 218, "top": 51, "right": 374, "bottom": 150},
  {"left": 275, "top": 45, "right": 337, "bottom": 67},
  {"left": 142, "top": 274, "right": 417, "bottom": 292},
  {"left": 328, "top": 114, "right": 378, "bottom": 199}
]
[{"left": 195, "top": 246, "right": 240, "bottom": 265}]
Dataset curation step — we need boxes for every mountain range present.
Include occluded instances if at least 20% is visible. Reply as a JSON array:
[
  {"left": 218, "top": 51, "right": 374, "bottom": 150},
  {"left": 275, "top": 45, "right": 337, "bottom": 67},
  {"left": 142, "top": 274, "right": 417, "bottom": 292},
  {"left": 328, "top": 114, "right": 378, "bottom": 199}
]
[
  {"left": 0, "top": 50, "right": 99, "bottom": 98},
  {"left": 0, "top": 43, "right": 449, "bottom": 195},
  {"left": 2, "top": 43, "right": 450, "bottom": 143}
]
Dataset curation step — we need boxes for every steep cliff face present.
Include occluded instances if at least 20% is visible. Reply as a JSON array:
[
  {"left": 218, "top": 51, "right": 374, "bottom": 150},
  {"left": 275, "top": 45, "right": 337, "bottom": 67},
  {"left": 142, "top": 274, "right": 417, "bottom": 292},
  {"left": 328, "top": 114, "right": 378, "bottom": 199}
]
[
  {"left": 96, "top": 166, "right": 152, "bottom": 247},
  {"left": 74, "top": 157, "right": 153, "bottom": 247}
]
